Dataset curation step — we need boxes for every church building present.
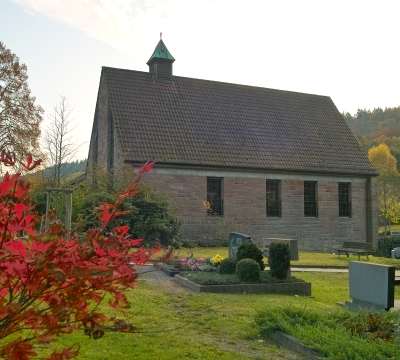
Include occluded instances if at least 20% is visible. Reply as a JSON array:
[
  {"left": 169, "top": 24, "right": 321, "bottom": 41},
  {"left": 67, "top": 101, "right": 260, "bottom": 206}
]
[{"left": 87, "top": 39, "right": 378, "bottom": 251}]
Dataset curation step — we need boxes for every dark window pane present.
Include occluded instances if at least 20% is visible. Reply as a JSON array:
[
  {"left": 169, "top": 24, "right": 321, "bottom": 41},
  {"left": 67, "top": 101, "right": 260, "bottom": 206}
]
[
  {"left": 207, "top": 178, "right": 223, "bottom": 216},
  {"left": 304, "top": 181, "right": 317, "bottom": 217},
  {"left": 339, "top": 182, "right": 351, "bottom": 217},
  {"left": 266, "top": 180, "right": 281, "bottom": 217}
]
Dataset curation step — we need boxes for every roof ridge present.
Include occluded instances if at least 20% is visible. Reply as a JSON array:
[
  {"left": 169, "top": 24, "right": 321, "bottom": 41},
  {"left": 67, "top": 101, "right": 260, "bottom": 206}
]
[{"left": 102, "top": 66, "right": 330, "bottom": 99}]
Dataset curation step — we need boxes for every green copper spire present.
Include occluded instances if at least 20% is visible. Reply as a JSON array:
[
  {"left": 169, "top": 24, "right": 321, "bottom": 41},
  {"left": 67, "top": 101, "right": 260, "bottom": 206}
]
[{"left": 147, "top": 39, "right": 175, "bottom": 65}]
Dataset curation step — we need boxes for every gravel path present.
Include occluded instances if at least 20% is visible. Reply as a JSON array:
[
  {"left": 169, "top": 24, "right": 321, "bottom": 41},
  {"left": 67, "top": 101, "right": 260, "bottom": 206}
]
[{"left": 134, "top": 264, "right": 187, "bottom": 293}]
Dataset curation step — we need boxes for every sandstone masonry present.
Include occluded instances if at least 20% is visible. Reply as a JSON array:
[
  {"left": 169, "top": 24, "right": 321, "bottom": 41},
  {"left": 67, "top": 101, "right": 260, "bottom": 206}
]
[{"left": 139, "top": 165, "right": 378, "bottom": 252}]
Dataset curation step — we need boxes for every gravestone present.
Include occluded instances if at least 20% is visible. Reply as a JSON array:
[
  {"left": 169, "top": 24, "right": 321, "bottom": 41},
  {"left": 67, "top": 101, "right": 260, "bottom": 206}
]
[
  {"left": 263, "top": 238, "right": 299, "bottom": 261},
  {"left": 344, "top": 261, "right": 395, "bottom": 311},
  {"left": 391, "top": 247, "right": 400, "bottom": 259},
  {"left": 229, "top": 233, "right": 252, "bottom": 258}
]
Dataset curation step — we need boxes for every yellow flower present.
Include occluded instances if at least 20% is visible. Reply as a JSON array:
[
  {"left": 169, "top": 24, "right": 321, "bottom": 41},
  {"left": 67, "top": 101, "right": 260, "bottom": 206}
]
[{"left": 211, "top": 254, "right": 223, "bottom": 265}]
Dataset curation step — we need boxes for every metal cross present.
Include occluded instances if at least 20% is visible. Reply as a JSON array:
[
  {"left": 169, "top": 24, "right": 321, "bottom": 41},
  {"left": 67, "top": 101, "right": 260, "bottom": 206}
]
[{"left": 160, "top": 32, "right": 162, "bottom": 40}]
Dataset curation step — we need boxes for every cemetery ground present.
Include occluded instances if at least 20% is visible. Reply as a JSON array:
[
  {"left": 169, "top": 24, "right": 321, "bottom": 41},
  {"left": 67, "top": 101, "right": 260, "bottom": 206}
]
[
  {"left": 32, "top": 250, "right": 400, "bottom": 359},
  {"left": 176, "top": 247, "right": 400, "bottom": 269}
]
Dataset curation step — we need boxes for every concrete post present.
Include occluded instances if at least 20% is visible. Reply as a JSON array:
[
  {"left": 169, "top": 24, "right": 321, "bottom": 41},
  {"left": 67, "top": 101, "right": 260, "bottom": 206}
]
[
  {"left": 65, "top": 192, "right": 72, "bottom": 232},
  {"left": 44, "top": 188, "right": 74, "bottom": 232}
]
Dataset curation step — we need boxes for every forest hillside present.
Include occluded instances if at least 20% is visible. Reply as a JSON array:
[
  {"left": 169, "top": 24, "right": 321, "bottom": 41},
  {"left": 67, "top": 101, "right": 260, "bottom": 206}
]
[{"left": 343, "top": 106, "right": 400, "bottom": 170}]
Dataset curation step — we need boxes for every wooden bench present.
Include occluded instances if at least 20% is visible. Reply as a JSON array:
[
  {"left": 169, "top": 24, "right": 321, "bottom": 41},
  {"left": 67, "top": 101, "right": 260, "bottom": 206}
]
[{"left": 334, "top": 242, "right": 372, "bottom": 261}]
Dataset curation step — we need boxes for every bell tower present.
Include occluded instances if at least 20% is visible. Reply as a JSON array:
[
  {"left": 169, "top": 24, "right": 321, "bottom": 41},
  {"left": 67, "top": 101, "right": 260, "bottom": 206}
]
[{"left": 147, "top": 35, "right": 175, "bottom": 83}]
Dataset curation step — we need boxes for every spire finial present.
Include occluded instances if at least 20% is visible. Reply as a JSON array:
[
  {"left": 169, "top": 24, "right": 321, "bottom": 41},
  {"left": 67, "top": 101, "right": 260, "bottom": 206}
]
[{"left": 160, "top": 32, "right": 162, "bottom": 40}]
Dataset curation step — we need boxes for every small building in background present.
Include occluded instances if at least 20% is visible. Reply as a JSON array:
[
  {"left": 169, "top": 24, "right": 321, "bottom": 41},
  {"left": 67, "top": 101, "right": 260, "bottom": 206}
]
[{"left": 86, "top": 39, "right": 378, "bottom": 251}]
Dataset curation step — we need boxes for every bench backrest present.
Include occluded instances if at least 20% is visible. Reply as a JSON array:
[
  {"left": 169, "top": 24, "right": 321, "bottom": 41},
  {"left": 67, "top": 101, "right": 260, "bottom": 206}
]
[{"left": 342, "top": 242, "right": 371, "bottom": 250}]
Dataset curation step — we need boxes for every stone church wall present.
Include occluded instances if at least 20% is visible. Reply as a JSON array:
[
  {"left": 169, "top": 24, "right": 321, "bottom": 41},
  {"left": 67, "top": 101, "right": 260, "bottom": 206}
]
[{"left": 140, "top": 166, "right": 378, "bottom": 252}]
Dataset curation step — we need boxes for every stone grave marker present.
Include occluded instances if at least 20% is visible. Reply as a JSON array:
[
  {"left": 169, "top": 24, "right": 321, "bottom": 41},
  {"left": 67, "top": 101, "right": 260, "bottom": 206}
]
[
  {"left": 263, "top": 238, "right": 299, "bottom": 261},
  {"left": 229, "top": 232, "right": 252, "bottom": 258},
  {"left": 344, "top": 261, "right": 395, "bottom": 311},
  {"left": 391, "top": 247, "right": 400, "bottom": 259}
]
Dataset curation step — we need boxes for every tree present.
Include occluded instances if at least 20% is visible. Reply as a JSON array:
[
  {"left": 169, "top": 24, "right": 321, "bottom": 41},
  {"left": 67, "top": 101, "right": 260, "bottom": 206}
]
[
  {"left": 0, "top": 151, "right": 165, "bottom": 359},
  {"left": 369, "top": 144, "right": 400, "bottom": 232},
  {"left": 0, "top": 42, "right": 43, "bottom": 164},
  {"left": 44, "top": 94, "right": 82, "bottom": 187},
  {"left": 73, "top": 165, "right": 181, "bottom": 247},
  {"left": 368, "top": 144, "right": 397, "bottom": 175}
]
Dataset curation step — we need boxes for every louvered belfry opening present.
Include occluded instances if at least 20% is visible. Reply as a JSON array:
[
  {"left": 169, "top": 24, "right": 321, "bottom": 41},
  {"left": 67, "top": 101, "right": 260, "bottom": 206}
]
[{"left": 147, "top": 39, "right": 175, "bottom": 84}]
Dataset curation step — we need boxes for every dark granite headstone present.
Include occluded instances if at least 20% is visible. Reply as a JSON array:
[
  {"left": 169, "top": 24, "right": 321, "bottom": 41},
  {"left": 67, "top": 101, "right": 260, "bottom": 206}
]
[{"left": 229, "top": 232, "right": 252, "bottom": 258}]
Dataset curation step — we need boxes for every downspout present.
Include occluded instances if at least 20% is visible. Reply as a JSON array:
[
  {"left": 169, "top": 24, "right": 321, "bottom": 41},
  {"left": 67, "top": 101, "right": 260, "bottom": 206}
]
[{"left": 366, "top": 176, "right": 372, "bottom": 246}]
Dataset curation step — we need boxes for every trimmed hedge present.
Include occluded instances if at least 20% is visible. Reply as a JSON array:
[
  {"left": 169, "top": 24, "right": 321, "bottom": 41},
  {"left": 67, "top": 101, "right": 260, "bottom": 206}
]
[
  {"left": 377, "top": 236, "right": 400, "bottom": 258},
  {"left": 236, "top": 259, "right": 260, "bottom": 282},
  {"left": 176, "top": 238, "right": 228, "bottom": 248},
  {"left": 219, "top": 257, "right": 238, "bottom": 274},
  {"left": 236, "top": 242, "right": 264, "bottom": 271},
  {"left": 268, "top": 241, "right": 290, "bottom": 280}
]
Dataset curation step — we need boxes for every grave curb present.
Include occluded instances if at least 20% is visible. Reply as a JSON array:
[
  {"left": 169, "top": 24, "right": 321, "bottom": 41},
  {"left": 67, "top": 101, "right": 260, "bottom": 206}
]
[
  {"left": 174, "top": 275, "right": 311, "bottom": 295},
  {"left": 292, "top": 265, "right": 347, "bottom": 269},
  {"left": 270, "top": 331, "right": 322, "bottom": 360}
]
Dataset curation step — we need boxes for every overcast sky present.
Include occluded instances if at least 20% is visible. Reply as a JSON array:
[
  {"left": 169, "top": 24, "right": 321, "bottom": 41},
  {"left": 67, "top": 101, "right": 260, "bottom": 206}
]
[{"left": 1, "top": 0, "right": 399, "bottom": 161}]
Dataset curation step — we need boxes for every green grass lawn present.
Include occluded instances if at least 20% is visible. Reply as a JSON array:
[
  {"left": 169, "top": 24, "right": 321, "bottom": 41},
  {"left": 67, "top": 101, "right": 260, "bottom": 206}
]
[
  {"left": 380, "top": 224, "right": 400, "bottom": 232},
  {"left": 20, "top": 269, "right": 400, "bottom": 359},
  {"left": 37, "top": 276, "right": 328, "bottom": 360},
  {"left": 172, "top": 247, "right": 400, "bottom": 269},
  {"left": 36, "top": 271, "right": 400, "bottom": 359},
  {"left": 17, "top": 247, "right": 400, "bottom": 359}
]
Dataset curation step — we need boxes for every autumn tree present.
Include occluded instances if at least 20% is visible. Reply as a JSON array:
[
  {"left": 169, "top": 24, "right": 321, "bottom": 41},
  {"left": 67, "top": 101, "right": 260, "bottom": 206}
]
[
  {"left": 0, "top": 42, "right": 43, "bottom": 165},
  {"left": 369, "top": 144, "right": 400, "bottom": 232}
]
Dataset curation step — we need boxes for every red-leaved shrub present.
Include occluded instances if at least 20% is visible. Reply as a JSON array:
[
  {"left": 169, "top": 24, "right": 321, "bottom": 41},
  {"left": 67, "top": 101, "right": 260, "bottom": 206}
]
[{"left": 0, "top": 151, "right": 161, "bottom": 359}]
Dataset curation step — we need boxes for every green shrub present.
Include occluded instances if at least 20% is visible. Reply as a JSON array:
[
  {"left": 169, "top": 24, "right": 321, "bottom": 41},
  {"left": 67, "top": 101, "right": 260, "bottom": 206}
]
[
  {"left": 75, "top": 183, "right": 181, "bottom": 247},
  {"left": 236, "top": 242, "right": 264, "bottom": 271},
  {"left": 268, "top": 241, "right": 290, "bottom": 280},
  {"left": 256, "top": 306, "right": 400, "bottom": 360},
  {"left": 377, "top": 236, "right": 400, "bottom": 258},
  {"left": 236, "top": 259, "right": 260, "bottom": 282},
  {"left": 176, "top": 238, "right": 228, "bottom": 248},
  {"left": 219, "top": 257, "right": 238, "bottom": 274}
]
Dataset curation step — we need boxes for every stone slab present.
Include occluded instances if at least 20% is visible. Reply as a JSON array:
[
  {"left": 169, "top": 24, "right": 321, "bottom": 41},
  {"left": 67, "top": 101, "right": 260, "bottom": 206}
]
[
  {"left": 174, "top": 275, "right": 311, "bottom": 295},
  {"left": 348, "top": 261, "right": 395, "bottom": 309},
  {"left": 263, "top": 238, "right": 299, "bottom": 261},
  {"left": 344, "top": 299, "right": 387, "bottom": 312},
  {"left": 229, "top": 232, "right": 252, "bottom": 258},
  {"left": 270, "top": 331, "right": 321, "bottom": 360}
]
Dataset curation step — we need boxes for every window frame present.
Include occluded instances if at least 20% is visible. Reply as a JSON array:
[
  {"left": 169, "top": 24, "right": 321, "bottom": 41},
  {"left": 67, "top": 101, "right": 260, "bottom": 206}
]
[
  {"left": 206, "top": 177, "right": 224, "bottom": 216},
  {"left": 338, "top": 182, "right": 352, "bottom": 217},
  {"left": 266, "top": 180, "right": 281, "bottom": 217},
  {"left": 304, "top": 181, "right": 318, "bottom": 217}
]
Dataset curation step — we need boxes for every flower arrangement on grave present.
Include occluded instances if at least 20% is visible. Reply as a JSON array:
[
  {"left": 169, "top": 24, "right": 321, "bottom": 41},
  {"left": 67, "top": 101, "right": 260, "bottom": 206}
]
[
  {"left": 211, "top": 254, "right": 223, "bottom": 266},
  {"left": 178, "top": 257, "right": 209, "bottom": 271}
]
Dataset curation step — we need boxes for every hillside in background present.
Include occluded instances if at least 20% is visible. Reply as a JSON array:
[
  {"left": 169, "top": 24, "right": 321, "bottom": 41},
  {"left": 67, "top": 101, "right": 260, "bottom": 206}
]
[
  {"left": 43, "top": 159, "right": 87, "bottom": 181},
  {"left": 343, "top": 106, "right": 400, "bottom": 169}
]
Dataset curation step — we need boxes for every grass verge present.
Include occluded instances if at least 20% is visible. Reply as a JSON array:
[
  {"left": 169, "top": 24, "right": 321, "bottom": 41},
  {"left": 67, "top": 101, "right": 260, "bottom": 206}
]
[{"left": 256, "top": 305, "right": 400, "bottom": 360}]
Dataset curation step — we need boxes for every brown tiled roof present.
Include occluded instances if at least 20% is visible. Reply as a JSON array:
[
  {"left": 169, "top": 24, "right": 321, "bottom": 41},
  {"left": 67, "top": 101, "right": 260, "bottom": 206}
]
[{"left": 103, "top": 67, "right": 377, "bottom": 175}]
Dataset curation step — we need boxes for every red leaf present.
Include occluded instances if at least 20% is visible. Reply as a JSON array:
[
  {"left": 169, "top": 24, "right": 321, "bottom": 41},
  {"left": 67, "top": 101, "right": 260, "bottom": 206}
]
[
  {"left": 139, "top": 161, "right": 154, "bottom": 173},
  {"left": 14, "top": 203, "right": 29, "bottom": 220},
  {"left": 1, "top": 338, "right": 36, "bottom": 360},
  {"left": 46, "top": 346, "right": 79, "bottom": 360},
  {"left": 0, "top": 150, "right": 16, "bottom": 166},
  {"left": 21, "top": 154, "right": 42, "bottom": 171}
]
